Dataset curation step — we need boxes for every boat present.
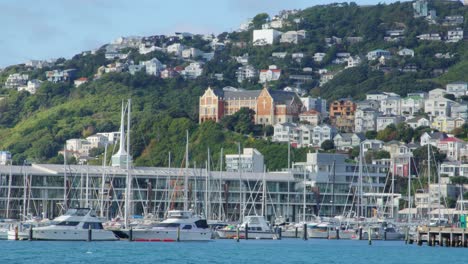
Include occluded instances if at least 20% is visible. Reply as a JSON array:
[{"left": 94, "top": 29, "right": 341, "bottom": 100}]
[
  {"left": 31, "top": 208, "right": 118, "bottom": 241},
  {"left": 7, "top": 217, "right": 50, "bottom": 240},
  {"left": 216, "top": 215, "right": 277, "bottom": 239},
  {"left": 360, "top": 222, "right": 404, "bottom": 240},
  {"left": 126, "top": 210, "right": 211, "bottom": 241},
  {"left": 307, "top": 222, "right": 332, "bottom": 239}
]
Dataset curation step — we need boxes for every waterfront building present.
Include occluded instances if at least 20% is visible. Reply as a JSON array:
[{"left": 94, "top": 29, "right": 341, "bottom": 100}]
[{"left": 225, "top": 148, "right": 264, "bottom": 173}]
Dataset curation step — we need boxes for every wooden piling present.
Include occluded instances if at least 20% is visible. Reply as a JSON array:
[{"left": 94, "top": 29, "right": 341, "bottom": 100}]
[
  {"left": 28, "top": 225, "right": 33, "bottom": 241},
  {"left": 236, "top": 227, "right": 240, "bottom": 242},
  {"left": 245, "top": 224, "right": 248, "bottom": 240},
  {"left": 14, "top": 226, "right": 18, "bottom": 241},
  {"left": 177, "top": 226, "right": 181, "bottom": 242},
  {"left": 368, "top": 226, "right": 372, "bottom": 245},
  {"left": 87, "top": 225, "right": 92, "bottom": 242},
  {"left": 129, "top": 227, "right": 133, "bottom": 242},
  {"left": 295, "top": 227, "right": 298, "bottom": 238},
  {"left": 303, "top": 223, "right": 308, "bottom": 240}
]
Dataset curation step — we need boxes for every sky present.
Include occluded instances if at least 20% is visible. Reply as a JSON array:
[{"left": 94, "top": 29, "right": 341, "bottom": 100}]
[{"left": 0, "top": 0, "right": 400, "bottom": 67}]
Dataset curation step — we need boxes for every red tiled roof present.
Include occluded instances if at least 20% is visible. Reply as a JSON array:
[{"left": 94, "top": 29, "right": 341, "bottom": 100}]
[
  {"left": 300, "top": 109, "right": 319, "bottom": 115},
  {"left": 76, "top": 77, "right": 88, "bottom": 81},
  {"left": 439, "top": 137, "right": 464, "bottom": 143}
]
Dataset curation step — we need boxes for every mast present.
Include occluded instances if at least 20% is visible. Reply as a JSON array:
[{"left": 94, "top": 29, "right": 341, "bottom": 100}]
[
  {"left": 206, "top": 147, "right": 211, "bottom": 220},
  {"left": 262, "top": 165, "right": 266, "bottom": 217},
  {"left": 331, "top": 156, "right": 336, "bottom": 217},
  {"left": 63, "top": 145, "right": 68, "bottom": 212},
  {"left": 408, "top": 155, "right": 412, "bottom": 224},
  {"left": 100, "top": 143, "right": 108, "bottom": 218},
  {"left": 123, "top": 99, "right": 132, "bottom": 228},
  {"left": 358, "top": 142, "right": 363, "bottom": 218},
  {"left": 218, "top": 148, "right": 223, "bottom": 221},
  {"left": 238, "top": 142, "right": 243, "bottom": 222},
  {"left": 391, "top": 157, "right": 395, "bottom": 219},
  {"left": 427, "top": 143, "right": 431, "bottom": 220},
  {"left": 303, "top": 169, "right": 306, "bottom": 222},
  {"left": 184, "top": 130, "right": 189, "bottom": 211},
  {"left": 6, "top": 161, "right": 12, "bottom": 219},
  {"left": 85, "top": 164, "right": 90, "bottom": 208}
]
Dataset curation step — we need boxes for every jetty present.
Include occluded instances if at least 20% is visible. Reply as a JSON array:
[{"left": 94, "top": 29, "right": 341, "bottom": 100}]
[{"left": 415, "top": 226, "right": 468, "bottom": 247}]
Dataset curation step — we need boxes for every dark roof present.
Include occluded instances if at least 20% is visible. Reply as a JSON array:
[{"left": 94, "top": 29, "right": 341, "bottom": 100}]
[
  {"left": 223, "top": 90, "right": 261, "bottom": 100},
  {"left": 429, "top": 132, "right": 448, "bottom": 140},
  {"left": 269, "top": 90, "right": 299, "bottom": 105}
]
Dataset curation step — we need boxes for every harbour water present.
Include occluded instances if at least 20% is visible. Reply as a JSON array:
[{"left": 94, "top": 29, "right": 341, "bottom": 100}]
[{"left": 0, "top": 239, "right": 465, "bottom": 264}]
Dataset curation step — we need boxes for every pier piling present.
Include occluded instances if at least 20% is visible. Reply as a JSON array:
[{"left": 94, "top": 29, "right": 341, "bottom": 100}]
[
  {"left": 278, "top": 227, "right": 282, "bottom": 240},
  {"left": 14, "top": 226, "right": 18, "bottom": 241},
  {"left": 87, "top": 225, "right": 92, "bottom": 242},
  {"left": 129, "top": 228, "right": 133, "bottom": 242},
  {"left": 336, "top": 228, "right": 340, "bottom": 240},
  {"left": 303, "top": 223, "right": 307, "bottom": 240},
  {"left": 245, "top": 224, "right": 248, "bottom": 240},
  {"left": 28, "top": 225, "right": 33, "bottom": 241},
  {"left": 177, "top": 226, "right": 181, "bottom": 242},
  {"left": 236, "top": 227, "right": 240, "bottom": 242},
  {"left": 295, "top": 227, "right": 298, "bottom": 238},
  {"left": 368, "top": 226, "right": 372, "bottom": 246},
  {"left": 359, "top": 227, "right": 362, "bottom": 240}
]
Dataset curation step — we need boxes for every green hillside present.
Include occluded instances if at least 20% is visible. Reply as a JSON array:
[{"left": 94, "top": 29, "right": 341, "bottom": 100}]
[{"left": 0, "top": 1, "right": 466, "bottom": 168}]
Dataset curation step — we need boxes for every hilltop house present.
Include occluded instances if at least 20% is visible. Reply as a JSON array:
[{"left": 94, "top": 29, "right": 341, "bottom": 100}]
[
  {"left": 259, "top": 66, "right": 281, "bottom": 83},
  {"left": 253, "top": 29, "right": 282, "bottom": 46}
]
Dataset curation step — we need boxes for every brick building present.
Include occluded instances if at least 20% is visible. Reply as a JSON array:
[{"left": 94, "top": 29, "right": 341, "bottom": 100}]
[{"left": 199, "top": 86, "right": 303, "bottom": 125}]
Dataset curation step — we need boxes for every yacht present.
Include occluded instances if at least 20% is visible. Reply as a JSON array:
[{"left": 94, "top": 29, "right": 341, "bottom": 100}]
[
  {"left": 216, "top": 215, "right": 277, "bottom": 239},
  {"left": 307, "top": 222, "right": 332, "bottom": 239},
  {"left": 360, "top": 223, "right": 404, "bottom": 240},
  {"left": 127, "top": 210, "right": 211, "bottom": 241},
  {"left": 32, "top": 208, "right": 118, "bottom": 241}
]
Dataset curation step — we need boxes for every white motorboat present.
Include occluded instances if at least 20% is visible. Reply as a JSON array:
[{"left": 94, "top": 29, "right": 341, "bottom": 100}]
[
  {"left": 7, "top": 218, "right": 50, "bottom": 240},
  {"left": 307, "top": 222, "right": 333, "bottom": 239},
  {"left": 127, "top": 210, "right": 211, "bottom": 241},
  {"left": 216, "top": 215, "right": 277, "bottom": 239},
  {"left": 31, "top": 208, "right": 118, "bottom": 241}
]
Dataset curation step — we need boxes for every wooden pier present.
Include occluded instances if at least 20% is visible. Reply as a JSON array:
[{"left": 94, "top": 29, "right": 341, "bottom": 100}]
[{"left": 415, "top": 226, "right": 468, "bottom": 247}]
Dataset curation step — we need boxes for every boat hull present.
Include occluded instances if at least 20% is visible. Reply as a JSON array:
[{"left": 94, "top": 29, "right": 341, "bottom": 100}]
[
  {"left": 32, "top": 228, "right": 118, "bottom": 241},
  {"left": 129, "top": 229, "right": 212, "bottom": 241},
  {"left": 216, "top": 230, "right": 277, "bottom": 239},
  {"left": 307, "top": 230, "right": 330, "bottom": 239}
]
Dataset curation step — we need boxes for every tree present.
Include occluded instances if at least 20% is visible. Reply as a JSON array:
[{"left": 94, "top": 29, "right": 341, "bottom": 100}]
[
  {"left": 365, "top": 130, "right": 377, "bottom": 139},
  {"left": 321, "top": 140, "right": 335, "bottom": 151},
  {"left": 252, "top": 13, "right": 269, "bottom": 29}
]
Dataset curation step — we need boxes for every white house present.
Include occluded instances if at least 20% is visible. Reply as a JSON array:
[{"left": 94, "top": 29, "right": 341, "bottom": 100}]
[
  {"left": 96, "top": 132, "right": 120, "bottom": 144},
  {"left": 311, "top": 124, "right": 337, "bottom": 147},
  {"left": 424, "top": 97, "right": 453, "bottom": 117},
  {"left": 406, "top": 116, "right": 430, "bottom": 129},
  {"left": 380, "top": 95, "right": 402, "bottom": 115},
  {"left": 236, "top": 65, "right": 257, "bottom": 83},
  {"left": 333, "top": 133, "right": 365, "bottom": 151},
  {"left": 446, "top": 81, "right": 467, "bottom": 98},
  {"left": 300, "top": 97, "right": 327, "bottom": 114},
  {"left": 166, "top": 43, "right": 185, "bottom": 56},
  {"left": 86, "top": 134, "right": 109, "bottom": 149},
  {"left": 182, "top": 62, "right": 203, "bottom": 79},
  {"left": 376, "top": 115, "right": 404, "bottom": 131},
  {"left": 398, "top": 48, "right": 415, "bottom": 57},
  {"left": 367, "top": 49, "right": 391, "bottom": 60},
  {"left": 0, "top": 151, "right": 12, "bottom": 165},
  {"left": 417, "top": 33, "right": 441, "bottom": 41},
  {"left": 182, "top": 48, "right": 203, "bottom": 59},
  {"left": 401, "top": 95, "right": 425, "bottom": 115},
  {"left": 437, "top": 137, "right": 466, "bottom": 161},
  {"left": 18, "top": 79, "right": 42, "bottom": 94},
  {"left": 428, "top": 88, "right": 447, "bottom": 99},
  {"left": 142, "top": 58, "right": 165, "bottom": 76},
  {"left": 259, "top": 66, "right": 281, "bottom": 83},
  {"left": 313, "top": 53, "right": 326, "bottom": 62},
  {"left": 420, "top": 132, "right": 448, "bottom": 147},
  {"left": 280, "top": 30, "right": 306, "bottom": 44},
  {"left": 225, "top": 148, "right": 264, "bottom": 173},
  {"left": 361, "top": 139, "right": 384, "bottom": 154},
  {"left": 446, "top": 28, "right": 464, "bottom": 43},
  {"left": 354, "top": 108, "right": 378, "bottom": 132},
  {"left": 73, "top": 77, "right": 88, "bottom": 87},
  {"left": 346, "top": 56, "right": 361, "bottom": 68},
  {"left": 299, "top": 110, "right": 321, "bottom": 126},
  {"left": 4, "top": 73, "right": 29, "bottom": 89},
  {"left": 253, "top": 29, "right": 282, "bottom": 46}
]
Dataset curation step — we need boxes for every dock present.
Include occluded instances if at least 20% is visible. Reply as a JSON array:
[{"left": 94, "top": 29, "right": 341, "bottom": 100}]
[{"left": 415, "top": 226, "right": 468, "bottom": 247}]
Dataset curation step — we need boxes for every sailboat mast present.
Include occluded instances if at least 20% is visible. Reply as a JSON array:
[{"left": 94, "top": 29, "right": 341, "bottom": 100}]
[
  {"left": 6, "top": 162, "right": 12, "bottom": 219},
  {"left": 262, "top": 165, "right": 266, "bottom": 217},
  {"left": 100, "top": 143, "right": 108, "bottom": 218},
  {"left": 358, "top": 143, "right": 363, "bottom": 218},
  {"left": 408, "top": 155, "right": 411, "bottom": 224},
  {"left": 238, "top": 142, "right": 243, "bottom": 222},
  {"left": 303, "top": 169, "right": 306, "bottom": 222},
  {"left": 427, "top": 143, "right": 431, "bottom": 220},
  {"left": 63, "top": 145, "right": 67, "bottom": 211},
  {"left": 184, "top": 130, "right": 189, "bottom": 211},
  {"left": 206, "top": 147, "right": 211, "bottom": 220},
  {"left": 331, "top": 157, "right": 336, "bottom": 217},
  {"left": 218, "top": 148, "right": 223, "bottom": 221}
]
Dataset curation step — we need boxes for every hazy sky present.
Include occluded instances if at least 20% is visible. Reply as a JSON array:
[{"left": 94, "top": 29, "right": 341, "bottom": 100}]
[{"left": 0, "top": 0, "right": 399, "bottom": 67}]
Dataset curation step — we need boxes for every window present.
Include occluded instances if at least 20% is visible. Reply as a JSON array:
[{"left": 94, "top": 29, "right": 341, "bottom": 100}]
[
  {"left": 194, "top": 220, "right": 209, "bottom": 229},
  {"left": 83, "top": 222, "right": 104, "bottom": 229},
  {"left": 182, "top": 225, "right": 192, "bottom": 230},
  {"left": 56, "top": 221, "right": 80, "bottom": 226}
]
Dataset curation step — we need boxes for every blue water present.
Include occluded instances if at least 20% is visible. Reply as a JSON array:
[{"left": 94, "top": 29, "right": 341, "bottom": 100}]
[{"left": 0, "top": 239, "right": 465, "bottom": 264}]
